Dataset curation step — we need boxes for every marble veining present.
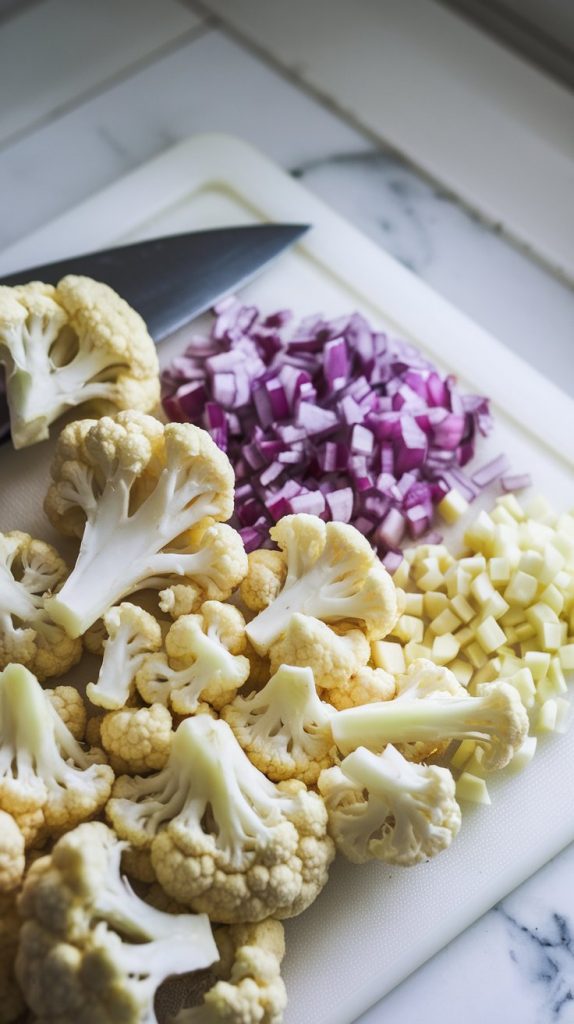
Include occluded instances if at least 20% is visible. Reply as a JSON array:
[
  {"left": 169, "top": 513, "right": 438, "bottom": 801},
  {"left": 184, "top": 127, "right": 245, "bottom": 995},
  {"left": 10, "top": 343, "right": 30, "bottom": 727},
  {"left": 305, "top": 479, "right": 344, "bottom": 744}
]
[{"left": 498, "top": 904, "right": 574, "bottom": 1022}]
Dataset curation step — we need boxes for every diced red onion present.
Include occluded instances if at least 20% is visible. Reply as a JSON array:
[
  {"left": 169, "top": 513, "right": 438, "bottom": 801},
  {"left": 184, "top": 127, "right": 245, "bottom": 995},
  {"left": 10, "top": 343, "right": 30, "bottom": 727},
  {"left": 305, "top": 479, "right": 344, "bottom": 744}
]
[
  {"left": 501, "top": 472, "right": 532, "bottom": 492},
  {"left": 161, "top": 299, "right": 495, "bottom": 553},
  {"left": 471, "top": 453, "right": 511, "bottom": 488}
]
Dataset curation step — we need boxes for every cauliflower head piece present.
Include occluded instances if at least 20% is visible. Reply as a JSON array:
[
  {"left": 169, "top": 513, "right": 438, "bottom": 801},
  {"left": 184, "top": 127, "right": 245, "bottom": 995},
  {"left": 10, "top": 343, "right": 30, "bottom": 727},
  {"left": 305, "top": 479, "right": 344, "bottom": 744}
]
[
  {"left": 86, "top": 602, "right": 163, "bottom": 710},
  {"left": 240, "top": 549, "right": 287, "bottom": 612},
  {"left": 223, "top": 664, "right": 336, "bottom": 785},
  {"left": 158, "top": 522, "right": 248, "bottom": 617},
  {"left": 44, "top": 412, "right": 238, "bottom": 637},
  {"left": 0, "top": 810, "right": 25, "bottom": 894},
  {"left": 0, "top": 530, "right": 81, "bottom": 681},
  {"left": 324, "top": 664, "right": 396, "bottom": 712},
  {"left": 0, "top": 663, "right": 113, "bottom": 847},
  {"left": 45, "top": 685, "right": 87, "bottom": 742},
  {"left": 107, "top": 715, "right": 334, "bottom": 923},
  {"left": 137, "top": 602, "right": 250, "bottom": 714},
  {"left": 245, "top": 515, "right": 399, "bottom": 655},
  {"left": 0, "top": 275, "right": 160, "bottom": 448},
  {"left": 318, "top": 744, "right": 461, "bottom": 866},
  {"left": 100, "top": 703, "right": 172, "bottom": 774},
  {"left": 15, "top": 821, "right": 218, "bottom": 1024},
  {"left": 268, "top": 612, "right": 371, "bottom": 690},
  {"left": 175, "top": 919, "right": 287, "bottom": 1024}
]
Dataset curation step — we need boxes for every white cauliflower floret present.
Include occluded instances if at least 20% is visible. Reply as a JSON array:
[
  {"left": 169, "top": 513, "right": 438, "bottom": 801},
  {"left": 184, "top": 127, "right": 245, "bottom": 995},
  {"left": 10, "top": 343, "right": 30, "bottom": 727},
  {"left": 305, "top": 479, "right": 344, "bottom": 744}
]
[
  {"left": 106, "top": 716, "right": 334, "bottom": 923},
  {"left": 332, "top": 672, "right": 529, "bottom": 770},
  {"left": 175, "top": 919, "right": 287, "bottom": 1024},
  {"left": 0, "top": 276, "right": 159, "bottom": 449},
  {"left": 100, "top": 704, "right": 172, "bottom": 774},
  {"left": 44, "top": 412, "right": 238, "bottom": 637},
  {"left": 0, "top": 663, "right": 114, "bottom": 847},
  {"left": 137, "top": 602, "right": 250, "bottom": 714},
  {"left": 158, "top": 522, "right": 249, "bottom": 617},
  {"left": 223, "top": 664, "right": 336, "bottom": 785},
  {"left": 268, "top": 613, "right": 370, "bottom": 690},
  {"left": 318, "top": 745, "right": 461, "bottom": 866},
  {"left": 325, "top": 665, "right": 396, "bottom": 712},
  {"left": 86, "top": 602, "right": 162, "bottom": 710},
  {"left": 45, "top": 685, "right": 87, "bottom": 741},
  {"left": 240, "top": 549, "right": 287, "bottom": 612},
  {"left": 0, "top": 530, "right": 82, "bottom": 681},
  {"left": 15, "top": 822, "right": 218, "bottom": 1024},
  {"left": 246, "top": 515, "right": 398, "bottom": 654},
  {"left": 391, "top": 658, "right": 467, "bottom": 762},
  {"left": 0, "top": 810, "right": 25, "bottom": 893}
]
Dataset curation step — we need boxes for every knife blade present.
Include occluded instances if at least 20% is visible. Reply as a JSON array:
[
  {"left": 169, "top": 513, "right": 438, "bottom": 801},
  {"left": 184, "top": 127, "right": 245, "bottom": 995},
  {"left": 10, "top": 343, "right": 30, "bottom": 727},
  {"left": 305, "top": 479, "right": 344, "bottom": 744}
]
[{"left": 0, "top": 224, "right": 309, "bottom": 342}]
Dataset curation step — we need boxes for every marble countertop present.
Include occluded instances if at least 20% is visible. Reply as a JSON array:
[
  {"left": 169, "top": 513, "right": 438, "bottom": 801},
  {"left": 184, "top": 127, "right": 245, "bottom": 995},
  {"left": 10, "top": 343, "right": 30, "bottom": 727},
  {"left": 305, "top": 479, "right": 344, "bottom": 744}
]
[{"left": 0, "top": 2, "right": 573, "bottom": 1022}]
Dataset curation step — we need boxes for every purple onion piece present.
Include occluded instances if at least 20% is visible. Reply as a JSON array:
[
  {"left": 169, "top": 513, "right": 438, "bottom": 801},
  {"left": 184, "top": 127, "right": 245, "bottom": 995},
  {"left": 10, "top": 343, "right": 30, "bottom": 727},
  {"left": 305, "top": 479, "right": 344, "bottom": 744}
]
[{"left": 500, "top": 472, "right": 532, "bottom": 493}]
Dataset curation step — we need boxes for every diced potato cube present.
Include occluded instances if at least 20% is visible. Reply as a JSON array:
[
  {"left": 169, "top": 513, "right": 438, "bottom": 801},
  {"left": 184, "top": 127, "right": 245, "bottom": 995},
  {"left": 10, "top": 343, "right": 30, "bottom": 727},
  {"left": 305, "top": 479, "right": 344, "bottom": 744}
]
[
  {"left": 554, "top": 697, "right": 571, "bottom": 734},
  {"left": 475, "top": 616, "right": 506, "bottom": 654},
  {"left": 456, "top": 772, "right": 491, "bottom": 804},
  {"left": 467, "top": 641, "right": 488, "bottom": 668},
  {"left": 500, "top": 606, "right": 525, "bottom": 628},
  {"left": 437, "top": 488, "right": 469, "bottom": 524},
  {"left": 431, "top": 608, "right": 461, "bottom": 636},
  {"left": 525, "top": 494, "right": 555, "bottom": 523},
  {"left": 540, "top": 622, "right": 562, "bottom": 651},
  {"left": 403, "top": 593, "right": 424, "bottom": 616},
  {"left": 481, "top": 592, "right": 510, "bottom": 620},
  {"left": 496, "top": 494, "right": 525, "bottom": 521},
  {"left": 537, "top": 670, "right": 567, "bottom": 703},
  {"left": 392, "top": 559, "right": 411, "bottom": 588},
  {"left": 404, "top": 641, "right": 431, "bottom": 665},
  {"left": 464, "top": 512, "right": 495, "bottom": 554},
  {"left": 518, "top": 551, "right": 544, "bottom": 578},
  {"left": 505, "top": 736, "right": 537, "bottom": 775},
  {"left": 453, "top": 625, "right": 474, "bottom": 649},
  {"left": 514, "top": 622, "right": 535, "bottom": 642},
  {"left": 472, "top": 661, "right": 498, "bottom": 685},
  {"left": 450, "top": 739, "right": 476, "bottom": 770},
  {"left": 504, "top": 571, "right": 538, "bottom": 607},
  {"left": 393, "top": 615, "right": 424, "bottom": 644},
  {"left": 526, "top": 602, "right": 559, "bottom": 628},
  {"left": 535, "top": 700, "right": 557, "bottom": 733},
  {"left": 449, "top": 659, "right": 473, "bottom": 687},
  {"left": 470, "top": 572, "right": 495, "bottom": 606},
  {"left": 505, "top": 667, "right": 536, "bottom": 709},
  {"left": 450, "top": 594, "right": 474, "bottom": 624},
  {"left": 424, "top": 591, "right": 449, "bottom": 618},
  {"left": 559, "top": 644, "right": 574, "bottom": 672},
  {"left": 524, "top": 651, "right": 550, "bottom": 681},
  {"left": 431, "top": 634, "right": 460, "bottom": 664},
  {"left": 372, "top": 640, "right": 405, "bottom": 674},
  {"left": 540, "top": 584, "right": 563, "bottom": 616},
  {"left": 417, "top": 569, "right": 445, "bottom": 592},
  {"left": 465, "top": 747, "right": 487, "bottom": 777},
  {"left": 488, "top": 557, "right": 511, "bottom": 584},
  {"left": 445, "top": 567, "right": 472, "bottom": 598},
  {"left": 458, "top": 555, "right": 486, "bottom": 577},
  {"left": 548, "top": 657, "right": 567, "bottom": 691}
]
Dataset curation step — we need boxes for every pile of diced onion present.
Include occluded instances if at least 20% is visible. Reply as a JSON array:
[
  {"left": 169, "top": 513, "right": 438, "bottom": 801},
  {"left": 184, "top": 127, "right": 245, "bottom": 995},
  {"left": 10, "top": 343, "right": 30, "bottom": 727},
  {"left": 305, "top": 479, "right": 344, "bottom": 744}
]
[{"left": 161, "top": 299, "right": 514, "bottom": 555}]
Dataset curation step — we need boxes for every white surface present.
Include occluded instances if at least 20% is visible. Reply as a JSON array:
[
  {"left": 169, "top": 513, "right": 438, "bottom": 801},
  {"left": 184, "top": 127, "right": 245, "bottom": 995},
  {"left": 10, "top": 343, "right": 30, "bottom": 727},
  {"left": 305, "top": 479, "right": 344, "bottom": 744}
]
[
  {"left": 198, "top": 0, "right": 574, "bottom": 280},
  {"left": 1, "top": 133, "right": 573, "bottom": 1024}
]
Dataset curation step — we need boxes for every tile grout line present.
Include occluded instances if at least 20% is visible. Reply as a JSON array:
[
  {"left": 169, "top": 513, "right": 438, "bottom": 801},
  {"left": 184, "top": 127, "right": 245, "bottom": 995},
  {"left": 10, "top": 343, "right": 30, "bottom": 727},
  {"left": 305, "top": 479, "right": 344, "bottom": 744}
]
[
  {"left": 0, "top": 18, "right": 216, "bottom": 155},
  {"left": 184, "top": 0, "right": 573, "bottom": 291}
]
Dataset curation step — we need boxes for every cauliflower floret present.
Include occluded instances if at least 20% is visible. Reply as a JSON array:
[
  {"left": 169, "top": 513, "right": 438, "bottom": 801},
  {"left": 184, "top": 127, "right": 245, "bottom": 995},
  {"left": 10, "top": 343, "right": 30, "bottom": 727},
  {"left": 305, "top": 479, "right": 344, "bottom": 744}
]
[
  {"left": 137, "top": 602, "right": 250, "bottom": 714},
  {"left": 0, "top": 530, "right": 82, "bottom": 681},
  {"left": 0, "top": 811, "right": 25, "bottom": 893},
  {"left": 0, "top": 663, "right": 114, "bottom": 847},
  {"left": 44, "top": 412, "right": 238, "bottom": 637},
  {"left": 245, "top": 516, "right": 398, "bottom": 654},
  {"left": 332, "top": 672, "right": 529, "bottom": 770},
  {"left": 268, "top": 612, "right": 370, "bottom": 689},
  {"left": 158, "top": 522, "right": 248, "bottom": 616},
  {"left": 15, "top": 822, "right": 218, "bottom": 1024},
  {"left": 0, "top": 891, "right": 24, "bottom": 1023},
  {"left": 175, "top": 919, "right": 287, "bottom": 1024},
  {"left": 100, "top": 704, "right": 172, "bottom": 774},
  {"left": 318, "top": 745, "right": 461, "bottom": 866},
  {"left": 325, "top": 665, "right": 396, "bottom": 712},
  {"left": 45, "top": 685, "right": 86, "bottom": 742},
  {"left": 86, "top": 602, "right": 163, "bottom": 710},
  {"left": 240, "top": 549, "right": 287, "bottom": 612},
  {"left": 223, "top": 664, "right": 336, "bottom": 785},
  {"left": 0, "top": 276, "right": 160, "bottom": 448},
  {"left": 107, "top": 716, "right": 334, "bottom": 923},
  {"left": 390, "top": 659, "right": 467, "bottom": 762}
]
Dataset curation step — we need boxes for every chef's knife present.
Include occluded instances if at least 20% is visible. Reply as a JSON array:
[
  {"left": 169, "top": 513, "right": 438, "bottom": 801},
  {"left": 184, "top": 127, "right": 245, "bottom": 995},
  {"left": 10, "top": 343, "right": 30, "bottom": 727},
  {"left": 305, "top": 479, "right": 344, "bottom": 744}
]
[{"left": 0, "top": 224, "right": 310, "bottom": 342}]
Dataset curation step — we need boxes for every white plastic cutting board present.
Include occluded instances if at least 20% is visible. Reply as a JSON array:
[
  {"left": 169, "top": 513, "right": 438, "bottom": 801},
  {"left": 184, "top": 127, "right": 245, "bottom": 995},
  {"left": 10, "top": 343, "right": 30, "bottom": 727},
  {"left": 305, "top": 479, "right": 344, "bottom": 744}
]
[{"left": 1, "top": 134, "right": 573, "bottom": 1024}]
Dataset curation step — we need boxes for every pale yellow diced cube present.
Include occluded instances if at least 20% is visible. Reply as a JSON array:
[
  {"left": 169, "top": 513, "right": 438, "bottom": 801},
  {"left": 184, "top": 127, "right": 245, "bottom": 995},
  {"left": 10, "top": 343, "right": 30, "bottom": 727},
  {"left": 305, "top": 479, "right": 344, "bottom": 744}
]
[
  {"left": 535, "top": 700, "right": 558, "bottom": 733},
  {"left": 506, "top": 667, "right": 536, "bottom": 709},
  {"left": 431, "top": 634, "right": 460, "bottom": 665},
  {"left": 453, "top": 625, "right": 474, "bottom": 649},
  {"left": 417, "top": 569, "right": 445, "bottom": 592},
  {"left": 559, "top": 644, "right": 574, "bottom": 671},
  {"left": 372, "top": 640, "right": 406, "bottom": 674},
  {"left": 404, "top": 641, "right": 431, "bottom": 666},
  {"left": 450, "top": 739, "right": 476, "bottom": 770},
  {"left": 505, "top": 736, "right": 537, "bottom": 775},
  {"left": 465, "top": 747, "right": 487, "bottom": 777},
  {"left": 481, "top": 592, "right": 510, "bottom": 620},
  {"left": 403, "top": 593, "right": 424, "bottom": 616},
  {"left": 449, "top": 659, "right": 473, "bottom": 687},
  {"left": 525, "top": 494, "right": 555, "bottom": 523},
  {"left": 472, "top": 661, "right": 498, "bottom": 686},
  {"left": 548, "top": 657, "right": 567, "bottom": 691},
  {"left": 554, "top": 531, "right": 574, "bottom": 563},
  {"left": 392, "top": 559, "right": 411, "bottom": 589},
  {"left": 464, "top": 512, "right": 495, "bottom": 554},
  {"left": 450, "top": 594, "right": 474, "bottom": 624},
  {"left": 537, "top": 671, "right": 567, "bottom": 703},
  {"left": 520, "top": 638, "right": 538, "bottom": 656},
  {"left": 458, "top": 555, "right": 487, "bottom": 577},
  {"left": 431, "top": 608, "right": 461, "bottom": 636},
  {"left": 500, "top": 606, "right": 525, "bottom": 628},
  {"left": 540, "top": 621, "right": 562, "bottom": 651},
  {"left": 488, "top": 557, "right": 511, "bottom": 584},
  {"left": 496, "top": 494, "right": 525, "bottom": 521},
  {"left": 475, "top": 616, "right": 506, "bottom": 654},
  {"left": 471, "top": 572, "right": 496, "bottom": 606},
  {"left": 501, "top": 653, "right": 523, "bottom": 675},
  {"left": 445, "top": 567, "right": 472, "bottom": 598},
  {"left": 393, "top": 615, "right": 424, "bottom": 644},
  {"left": 504, "top": 571, "right": 538, "bottom": 607},
  {"left": 524, "top": 651, "right": 550, "bottom": 681},
  {"left": 456, "top": 772, "right": 491, "bottom": 805},
  {"left": 467, "top": 641, "right": 488, "bottom": 668},
  {"left": 554, "top": 697, "right": 571, "bottom": 734},
  {"left": 518, "top": 551, "right": 544, "bottom": 578},
  {"left": 437, "top": 488, "right": 469, "bottom": 524},
  {"left": 491, "top": 505, "right": 517, "bottom": 527},
  {"left": 514, "top": 622, "right": 535, "bottom": 642},
  {"left": 424, "top": 591, "right": 449, "bottom": 618},
  {"left": 540, "top": 584, "right": 564, "bottom": 616},
  {"left": 525, "top": 602, "right": 559, "bottom": 628}
]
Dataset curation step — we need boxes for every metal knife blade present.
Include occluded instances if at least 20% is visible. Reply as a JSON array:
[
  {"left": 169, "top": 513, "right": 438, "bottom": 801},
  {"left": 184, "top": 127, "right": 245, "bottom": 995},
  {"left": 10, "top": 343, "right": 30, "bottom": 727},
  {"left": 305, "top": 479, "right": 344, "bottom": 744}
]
[{"left": 0, "top": 224, "right": 309, "bottom": 342}]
